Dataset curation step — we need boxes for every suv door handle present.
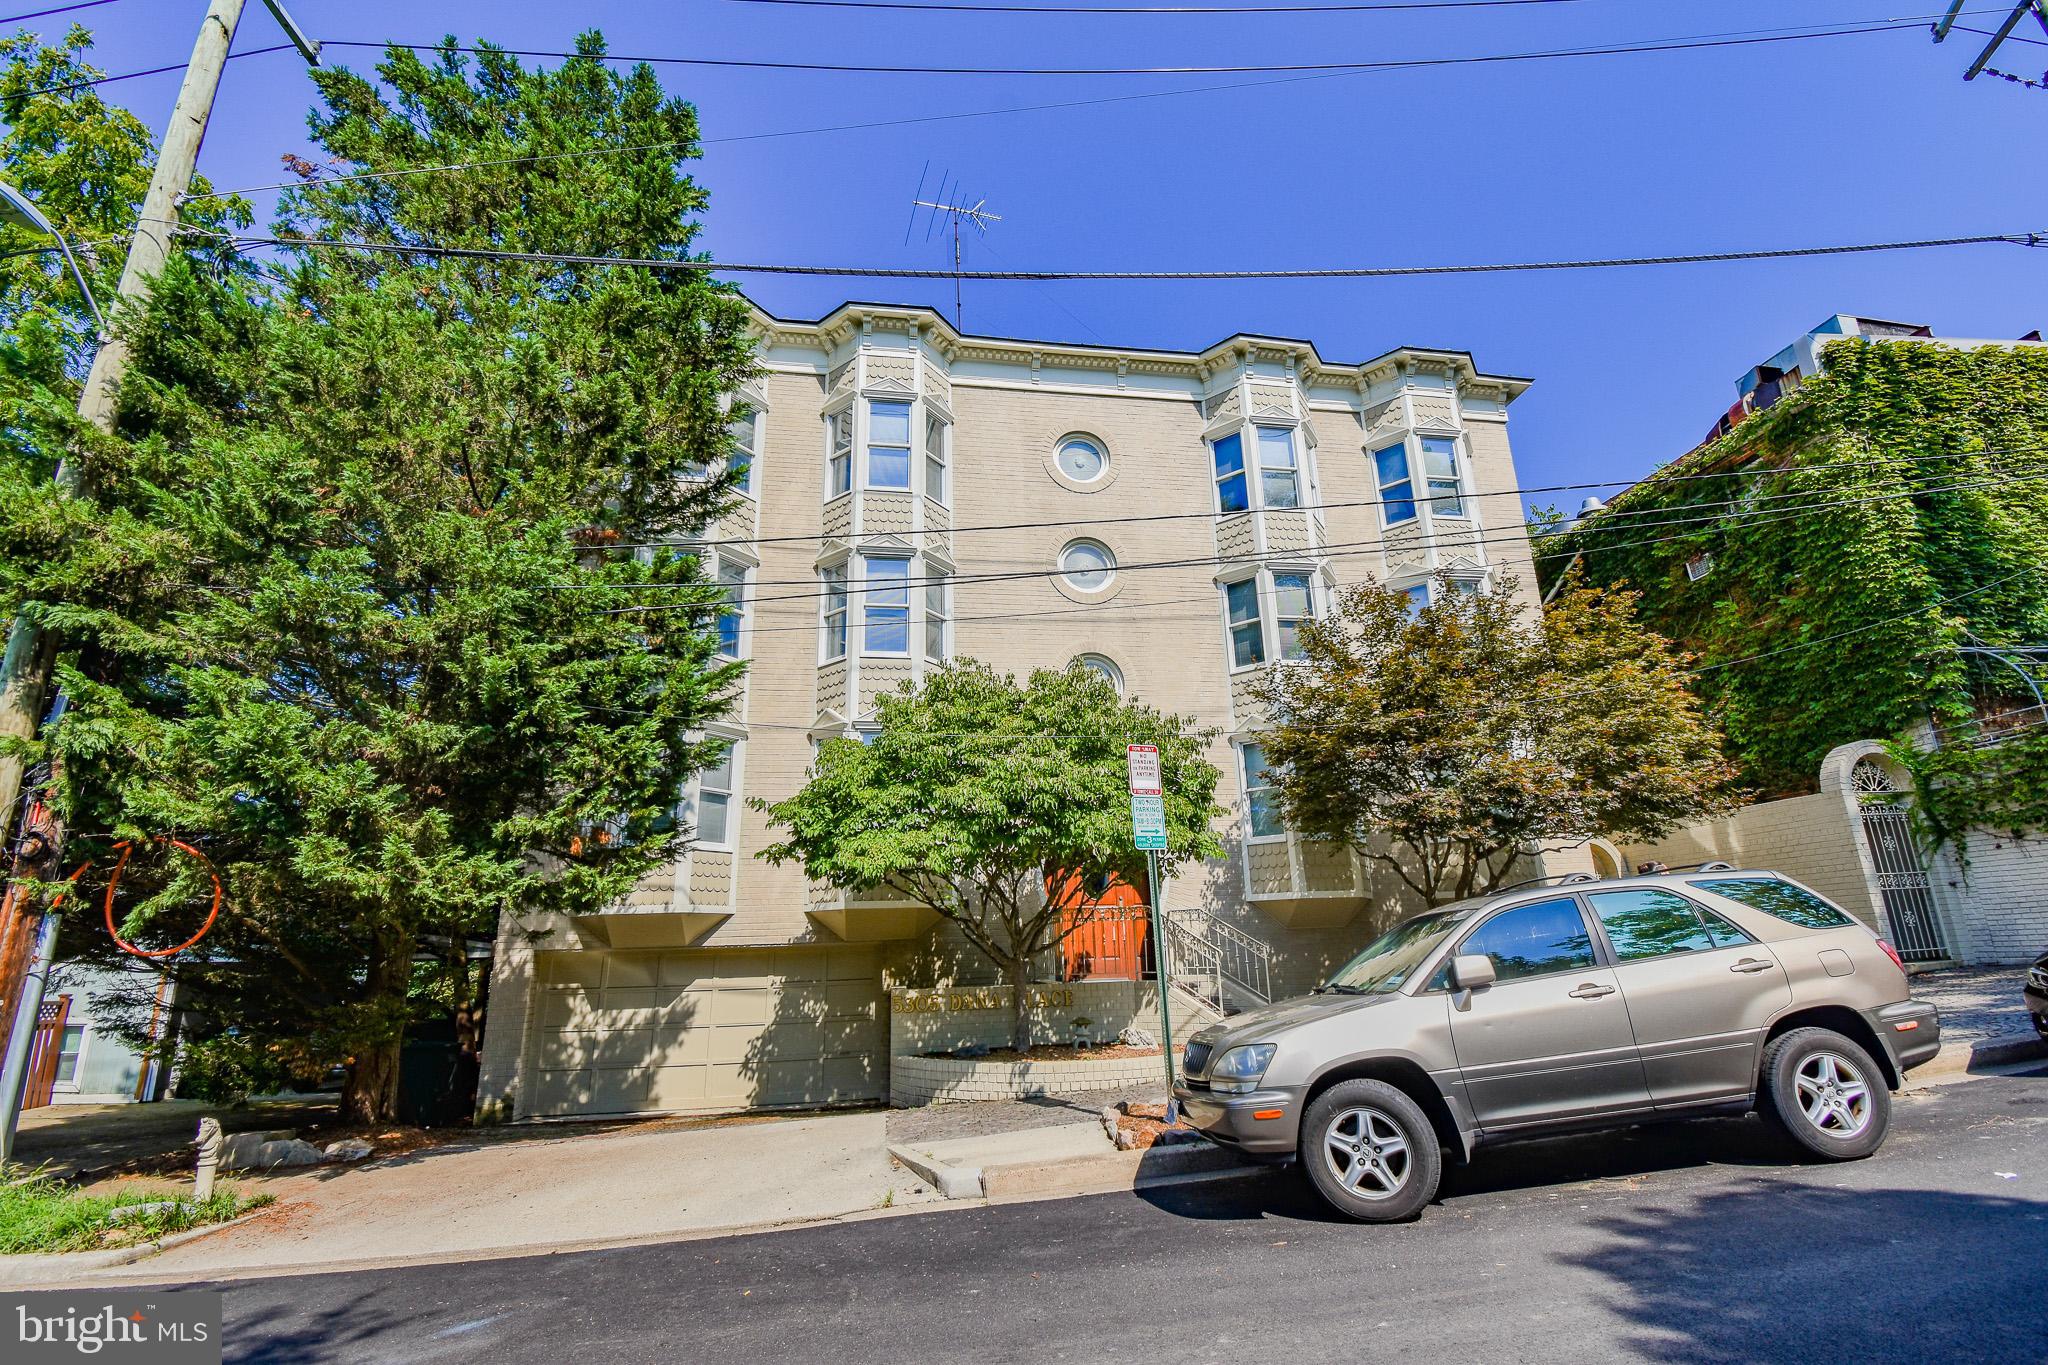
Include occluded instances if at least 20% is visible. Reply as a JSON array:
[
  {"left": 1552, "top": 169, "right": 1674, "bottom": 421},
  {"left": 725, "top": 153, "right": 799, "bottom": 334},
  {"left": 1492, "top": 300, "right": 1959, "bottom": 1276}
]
[
  {"left": 1729, "top": 958, "right": 1776, "bottom": 974},
  {"left": 1567, "top": 983, "right": 1616, "bottom": 999}
]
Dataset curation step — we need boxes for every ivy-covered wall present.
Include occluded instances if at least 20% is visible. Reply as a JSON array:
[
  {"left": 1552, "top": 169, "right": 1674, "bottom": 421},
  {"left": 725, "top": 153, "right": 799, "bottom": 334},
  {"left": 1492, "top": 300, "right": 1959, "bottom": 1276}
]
[{"left": 1539, "top": 339, "right": 2048, "bottom": 796}]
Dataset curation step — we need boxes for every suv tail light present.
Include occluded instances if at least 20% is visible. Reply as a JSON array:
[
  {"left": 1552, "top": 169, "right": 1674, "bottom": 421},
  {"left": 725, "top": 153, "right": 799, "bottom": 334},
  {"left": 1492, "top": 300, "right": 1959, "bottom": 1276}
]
[{"left": 1876, "top": 938, "right": 1906, "bottom": 971}]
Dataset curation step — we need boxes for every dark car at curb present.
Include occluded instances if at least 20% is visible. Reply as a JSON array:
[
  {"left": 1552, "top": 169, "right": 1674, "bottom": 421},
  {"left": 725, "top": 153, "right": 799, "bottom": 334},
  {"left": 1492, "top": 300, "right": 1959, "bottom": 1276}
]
[
  {"left": 1174, "top": 869, "right": 1941, "bottom": 1222},
  {"left": 2026, "top": 950, "right": 2048, "bottom": 1040}
]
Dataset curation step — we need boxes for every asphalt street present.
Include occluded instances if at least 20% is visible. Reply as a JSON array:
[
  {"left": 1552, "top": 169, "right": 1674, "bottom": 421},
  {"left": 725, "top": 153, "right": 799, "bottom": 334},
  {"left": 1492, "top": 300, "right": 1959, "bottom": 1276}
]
[{"left": 202, "top": 1065, "right": 2048, "bottom": 1365}]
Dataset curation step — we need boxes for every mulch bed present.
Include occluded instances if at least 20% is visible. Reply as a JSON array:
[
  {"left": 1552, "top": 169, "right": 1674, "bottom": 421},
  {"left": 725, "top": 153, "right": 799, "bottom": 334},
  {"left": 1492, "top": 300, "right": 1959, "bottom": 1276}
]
[{"left": 1110, "top": 1101, "right": 1202, "bottom": 1151}]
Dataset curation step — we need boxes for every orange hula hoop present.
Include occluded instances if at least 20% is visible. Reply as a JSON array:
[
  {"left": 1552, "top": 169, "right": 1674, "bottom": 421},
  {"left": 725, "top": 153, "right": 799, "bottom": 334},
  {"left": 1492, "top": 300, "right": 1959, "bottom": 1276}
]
[{"left": 93, "top": 837, "right": 224, "bottom": 959}]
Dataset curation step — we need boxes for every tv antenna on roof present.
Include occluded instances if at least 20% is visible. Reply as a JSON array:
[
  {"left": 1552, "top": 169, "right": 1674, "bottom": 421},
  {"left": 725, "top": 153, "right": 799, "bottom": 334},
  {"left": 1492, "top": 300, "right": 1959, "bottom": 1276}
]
[{"left": 906, "top": 163, "right": 1000, "bottom": 331}]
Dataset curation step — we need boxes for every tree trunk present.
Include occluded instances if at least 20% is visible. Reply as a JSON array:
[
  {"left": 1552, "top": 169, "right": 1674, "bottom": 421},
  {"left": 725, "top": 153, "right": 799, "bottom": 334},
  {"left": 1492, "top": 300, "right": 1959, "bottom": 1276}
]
[
  {"left": 1006, "top": 951, "right": 1032, "bottom": 1054},
  {"left": 340, "top": 927, "right": 414, "bottom": 1125}
]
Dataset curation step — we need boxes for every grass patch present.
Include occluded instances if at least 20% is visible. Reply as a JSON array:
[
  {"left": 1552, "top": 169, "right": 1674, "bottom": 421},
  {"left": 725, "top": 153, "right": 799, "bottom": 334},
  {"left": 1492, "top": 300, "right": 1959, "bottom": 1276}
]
[{"left": 0, "top": 1166, "right": 273, "bottom": 1255}]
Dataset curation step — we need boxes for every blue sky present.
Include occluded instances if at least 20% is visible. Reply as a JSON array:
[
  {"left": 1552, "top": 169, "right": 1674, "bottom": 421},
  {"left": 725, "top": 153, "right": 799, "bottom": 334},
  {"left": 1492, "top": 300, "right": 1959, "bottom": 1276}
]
[{"left": 30, "top": 0, "right": 2048, "bottom": 513}]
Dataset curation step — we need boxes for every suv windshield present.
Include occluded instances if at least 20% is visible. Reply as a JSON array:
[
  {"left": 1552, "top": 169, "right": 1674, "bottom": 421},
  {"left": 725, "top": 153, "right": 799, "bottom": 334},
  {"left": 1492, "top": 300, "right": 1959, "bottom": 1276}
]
[{"left": 1324, "top": 911, "right": 1464, "bottom": 994}]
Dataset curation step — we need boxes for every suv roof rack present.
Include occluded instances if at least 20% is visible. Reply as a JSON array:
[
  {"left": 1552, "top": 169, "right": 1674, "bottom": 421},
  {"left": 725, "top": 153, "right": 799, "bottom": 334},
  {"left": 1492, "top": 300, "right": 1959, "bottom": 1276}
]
[{"left": 1491, "top": 871, "right": 1600, "bottom": 895}]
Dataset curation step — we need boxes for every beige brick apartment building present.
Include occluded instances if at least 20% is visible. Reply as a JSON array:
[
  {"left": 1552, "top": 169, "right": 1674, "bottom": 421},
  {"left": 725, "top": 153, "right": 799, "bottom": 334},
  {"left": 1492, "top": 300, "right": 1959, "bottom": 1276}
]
[{"left": 475, "top": 300, "right": 1553, "bottom": 1121}]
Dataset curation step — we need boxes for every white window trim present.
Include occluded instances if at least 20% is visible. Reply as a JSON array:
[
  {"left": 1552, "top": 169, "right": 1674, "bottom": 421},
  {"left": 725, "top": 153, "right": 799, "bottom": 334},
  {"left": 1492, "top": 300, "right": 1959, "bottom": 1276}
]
[
  {"left": 1211, "top": 430, "right": 1251, "bottom": 516},
  {"left": 1373, "top": 435, "right": 1420, "bottom": 529},
  {"left": 727, "top": 408, "right": 761, "bottom": 501},
  {"left": 925, "top": 412, "right": 951, "bottom": 506},
  {"left": 860, "top": 553, "right": 913, "bottom": 657},
  {"left": 1219, "top": 566, "right": 1321, "bottom": 674},
  {"left": 1254, "top": 423, "right": 1303, "bottom": 511},
  {"left": 923, "top": 561, "right": 951, "bottom": 663},
  {"left": 864, "top": 397, "right": 914, "bottom": 492},
  {"left": 688, "top": 733, "right": 745, "bottom": 853},
  {"left": 1239, "top": 741, "right": 1286, "bottom": 844},
  {"left": 819, "top": 561, "right": 849, "bottom": 662},
  {"left": 52, "top": 1006, "right": 86, "bottom": 1092},
  {"left": 824, "top": 407, "right": 854, "bottom": 502},
  {"left": 713, "top": 555, "right": 752, "bottom": 662},
  {"left": 1416, "top": 430, "right": 1472, "bottom": 521}
]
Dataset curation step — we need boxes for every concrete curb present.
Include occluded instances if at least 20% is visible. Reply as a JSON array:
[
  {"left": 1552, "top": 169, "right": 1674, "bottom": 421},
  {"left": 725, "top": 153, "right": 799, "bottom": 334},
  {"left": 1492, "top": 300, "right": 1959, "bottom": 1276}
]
[
  {"left": 1912, "top": 1032, "right": 2047, "bottom": 1083},
  {"left": 0, "top": 1207, "right": 271, "bottom": 1288},
  {"left": 886, "top": 1143, "right": 985, "bottom": 1200},
  {"left": 982, "top": 1139, "right": 1254, "bottom": 1203}
]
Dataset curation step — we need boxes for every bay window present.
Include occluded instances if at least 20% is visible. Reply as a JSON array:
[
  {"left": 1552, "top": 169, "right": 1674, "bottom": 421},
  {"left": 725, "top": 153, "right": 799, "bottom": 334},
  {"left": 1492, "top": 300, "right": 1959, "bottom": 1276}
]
[
  {"left": 715, "top": 559, "right": 748, "bottom": 660},
  {"left": 1421, "top": 436, "right": 1465, "bottom": 516},
  {"left": 1225, "top": 578, "right": 1264, "bottom": 668},
  {"left": 694, "top": 742, "right": 739, "bottom": 849},
  {"left": 925, "top": 568, "right": 950, "bottom": 662},
  {"left": 1374, "top": 442, "right": 1416, "bottom": 525},
  {"left": 1212, "top": 432, "right": 1249, "bottom": 514},
  {"left": 1257, "top": 426, "right": 1300, "bottom": 509},
  {"left": 728, "top": 411, "right": 758, "bottom": 497},
  {"left": 1273, "top": 572, "right": 1313, "bottom": 660},
  {"left": 1242, "top": 743, "right": 1282, "bottom": 839},
  {"left": 925, "top": 413, "right": 949, "bottom": 503},
  {"left": 820, "top": 564, "right": 848, "bottom": 660},
  {"left": 867, "top": 400, "right": 911, "bottom": 490},
  {"left": 863, "top": 555, "right": 910, "bottom": 654},
  {"left": 827, "top": 411, "right": 852, "bottom": 497}
]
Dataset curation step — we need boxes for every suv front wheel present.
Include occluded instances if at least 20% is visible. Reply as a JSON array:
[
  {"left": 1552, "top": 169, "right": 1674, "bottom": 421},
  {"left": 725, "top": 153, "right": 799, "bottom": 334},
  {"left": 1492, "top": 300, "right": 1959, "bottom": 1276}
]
[
  {"left": 1298, "top": 1079, "right": 1442, "bottom": 1222},
  {"left": 1758, "top": 1026, "right": 1891, "bottom": 1160}
]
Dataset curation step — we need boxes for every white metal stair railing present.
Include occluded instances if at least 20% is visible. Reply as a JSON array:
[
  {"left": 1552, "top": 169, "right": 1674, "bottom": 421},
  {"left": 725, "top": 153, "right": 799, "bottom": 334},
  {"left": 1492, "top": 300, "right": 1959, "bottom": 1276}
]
[
  {"left": 1167, "top": 907, "right": 1274, "bottom": 1011},
  {"left": 1159, "top": 913, "right": 1227, "bottom": 1021}
]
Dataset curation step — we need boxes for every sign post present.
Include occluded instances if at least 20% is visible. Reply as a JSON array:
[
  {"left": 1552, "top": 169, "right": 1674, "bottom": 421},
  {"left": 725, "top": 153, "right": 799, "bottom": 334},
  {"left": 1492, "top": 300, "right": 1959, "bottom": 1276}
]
[{"left": 1128, "top": 746, "right": 1176, "bottom": 1112}]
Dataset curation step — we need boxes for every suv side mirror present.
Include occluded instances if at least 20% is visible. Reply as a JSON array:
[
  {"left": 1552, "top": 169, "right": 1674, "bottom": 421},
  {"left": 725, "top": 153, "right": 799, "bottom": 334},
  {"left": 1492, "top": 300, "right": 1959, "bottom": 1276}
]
[{"left": 1450, "top": 953, "right": 1497, "bottom": 991}]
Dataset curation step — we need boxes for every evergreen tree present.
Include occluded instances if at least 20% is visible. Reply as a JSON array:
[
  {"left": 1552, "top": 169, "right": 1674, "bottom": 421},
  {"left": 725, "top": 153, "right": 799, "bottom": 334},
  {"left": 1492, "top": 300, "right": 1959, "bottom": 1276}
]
[{"left": 18, "top": 34, "right": 754, "bottom": 1121}]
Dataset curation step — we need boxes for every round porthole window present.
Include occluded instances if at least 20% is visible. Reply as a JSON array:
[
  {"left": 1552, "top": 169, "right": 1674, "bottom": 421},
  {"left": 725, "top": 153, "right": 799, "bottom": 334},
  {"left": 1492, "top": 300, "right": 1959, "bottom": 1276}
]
[
  {"left": 1073, "top": 653, "right": 1124, "bottom": 695},
  {"left": 1058, "top": 539, "right": 1116, "bottom": 592},
  {"left": 1055, "top": 436, "right": 1108, "bottom": 484}
]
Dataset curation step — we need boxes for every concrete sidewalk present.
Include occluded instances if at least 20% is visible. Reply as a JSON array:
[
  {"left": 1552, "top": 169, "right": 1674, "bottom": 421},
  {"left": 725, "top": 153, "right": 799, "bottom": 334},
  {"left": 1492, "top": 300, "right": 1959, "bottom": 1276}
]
[{"left": 15, "top": 1109, "right": 937, "bottom": 1284}]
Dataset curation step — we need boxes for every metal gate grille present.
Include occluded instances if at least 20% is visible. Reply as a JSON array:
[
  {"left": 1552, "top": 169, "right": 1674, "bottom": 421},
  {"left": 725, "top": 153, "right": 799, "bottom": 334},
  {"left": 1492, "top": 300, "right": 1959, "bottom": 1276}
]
[{"left": 1858, "top": 802, "right": 1951, "bottom": 963}]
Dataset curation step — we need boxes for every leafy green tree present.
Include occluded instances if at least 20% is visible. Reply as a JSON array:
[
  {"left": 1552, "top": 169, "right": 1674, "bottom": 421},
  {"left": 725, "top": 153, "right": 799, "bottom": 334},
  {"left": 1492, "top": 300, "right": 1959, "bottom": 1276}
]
[
  {"left": 20, "top": 34, "right": 755, "bottom": 1122},
  {"left": 759, "top": 662, "right": 1223, "bottom": 1052},
  {"left": 1250, "top": 575, "right": 1737, "bottom": 906}
]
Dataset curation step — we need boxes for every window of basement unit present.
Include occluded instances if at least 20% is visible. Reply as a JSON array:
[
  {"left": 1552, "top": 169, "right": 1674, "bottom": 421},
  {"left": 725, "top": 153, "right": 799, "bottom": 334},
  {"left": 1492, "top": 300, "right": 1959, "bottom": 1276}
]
[
  {"left": 1241, "top": 743, "right": 1283, "bottom": 839},
  {"left": 694, "top": 740, "right": 741, "bottom": 850},
  {"left": 1073, "top": 653, "right": 1124, "bottom": 696},
  {"left": 867, "top": 399, "right": 912, "bottom": 490},
  {"left": 1058, "top": 539, "right": 1116, "bottom": 592},
  {"left": 863, "top": 554, "right": 911, "bottom": 654},
  {"left": 1257, "top": 426, "right": 1301, "bottom": 509},
  {"left": 1056, "top": 435, "right": 1108, "bottom": 484}
]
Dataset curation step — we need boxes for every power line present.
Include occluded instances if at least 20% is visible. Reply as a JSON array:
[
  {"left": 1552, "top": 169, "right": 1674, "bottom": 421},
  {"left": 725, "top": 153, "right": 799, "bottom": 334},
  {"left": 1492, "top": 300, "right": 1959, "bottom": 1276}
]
[
  {"left": 10, "top": 44, "right": 289, "bottom": 99},
  {"left": 716, "top": 0, "right": 1594, "bottom": 12},
  {"left": 185, "top": 12, "right": 1998, "bottom": 201},
  {"left": 0, "top": 0, "right": 120, "bottom": 24},
  {"left": 593, "top": 449, "right": 2027, "bottom": 554},
  {"left": 595, "top": 467, "right": 2048, "bottom": 611},
  {"left": 319, "top": 19, "right": 1937, "bottom": 79},
  {"left": 175, "top": 223, "right": 2047, "bottom": 281}
]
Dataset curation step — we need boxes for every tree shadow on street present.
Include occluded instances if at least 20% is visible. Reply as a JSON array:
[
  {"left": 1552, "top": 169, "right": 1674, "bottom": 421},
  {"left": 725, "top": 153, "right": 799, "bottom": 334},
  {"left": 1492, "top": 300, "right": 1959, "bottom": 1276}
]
[{"left": 1560, "top": 1184, "right": 2047, "bottom": 1362}]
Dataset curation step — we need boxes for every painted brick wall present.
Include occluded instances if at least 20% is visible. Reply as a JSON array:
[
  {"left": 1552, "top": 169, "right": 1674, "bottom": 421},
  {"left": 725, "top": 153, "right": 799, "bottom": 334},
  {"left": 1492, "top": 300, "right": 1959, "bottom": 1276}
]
[{"left": 1929, "top": 835, "right": 2048, "bottom": 965}]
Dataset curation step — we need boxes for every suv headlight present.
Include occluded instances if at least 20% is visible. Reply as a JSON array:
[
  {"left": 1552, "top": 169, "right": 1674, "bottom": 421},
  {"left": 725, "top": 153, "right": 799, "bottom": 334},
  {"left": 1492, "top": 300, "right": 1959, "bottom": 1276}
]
[{"left": 1208, "top": 1044, "right": 1276, "bottom": 1095}]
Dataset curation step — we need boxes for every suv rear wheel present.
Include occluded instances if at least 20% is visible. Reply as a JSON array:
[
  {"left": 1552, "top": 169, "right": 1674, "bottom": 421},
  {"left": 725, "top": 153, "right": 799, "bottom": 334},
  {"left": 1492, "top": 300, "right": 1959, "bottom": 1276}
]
[
  {"left": 1758, "top": 1026, "right": 1891, "bottom": 1160},
  {"left": 1298, "top": 1079, "right": 1442, "bottom": 1222}
]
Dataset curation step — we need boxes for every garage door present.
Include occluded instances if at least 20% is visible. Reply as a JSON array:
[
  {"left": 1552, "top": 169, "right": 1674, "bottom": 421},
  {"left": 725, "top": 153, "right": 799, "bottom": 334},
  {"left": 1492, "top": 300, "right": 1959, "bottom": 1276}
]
[{"left": 524, "top": 945, "right": 884, "bottom": 1117}]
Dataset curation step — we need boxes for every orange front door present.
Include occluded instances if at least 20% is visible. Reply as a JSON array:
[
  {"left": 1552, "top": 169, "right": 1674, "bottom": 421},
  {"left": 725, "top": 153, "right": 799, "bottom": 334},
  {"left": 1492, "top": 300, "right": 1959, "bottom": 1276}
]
[{"left": 1054, "top": 871, "right": 1148, "bottom": 982}]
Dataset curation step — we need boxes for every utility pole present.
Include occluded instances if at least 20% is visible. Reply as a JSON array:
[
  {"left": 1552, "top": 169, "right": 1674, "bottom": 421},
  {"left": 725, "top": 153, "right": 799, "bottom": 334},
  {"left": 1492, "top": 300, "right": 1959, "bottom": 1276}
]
[
  {"left": 0, "top": 0, "right": 318, "bottom": 851},
  {"left": 0, "top": 1, "right": 319, "bottom": 1151},
  {"left": 1931, "top": 0, "right": 2048, "bottom": 80}
]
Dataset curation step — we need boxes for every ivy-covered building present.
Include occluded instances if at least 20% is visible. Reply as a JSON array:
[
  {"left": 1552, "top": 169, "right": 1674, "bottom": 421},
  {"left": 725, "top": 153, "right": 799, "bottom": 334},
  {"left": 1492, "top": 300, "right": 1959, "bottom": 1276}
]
[{"left": 1539, "top": 322, "right": 2048, "bottom": 798}]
